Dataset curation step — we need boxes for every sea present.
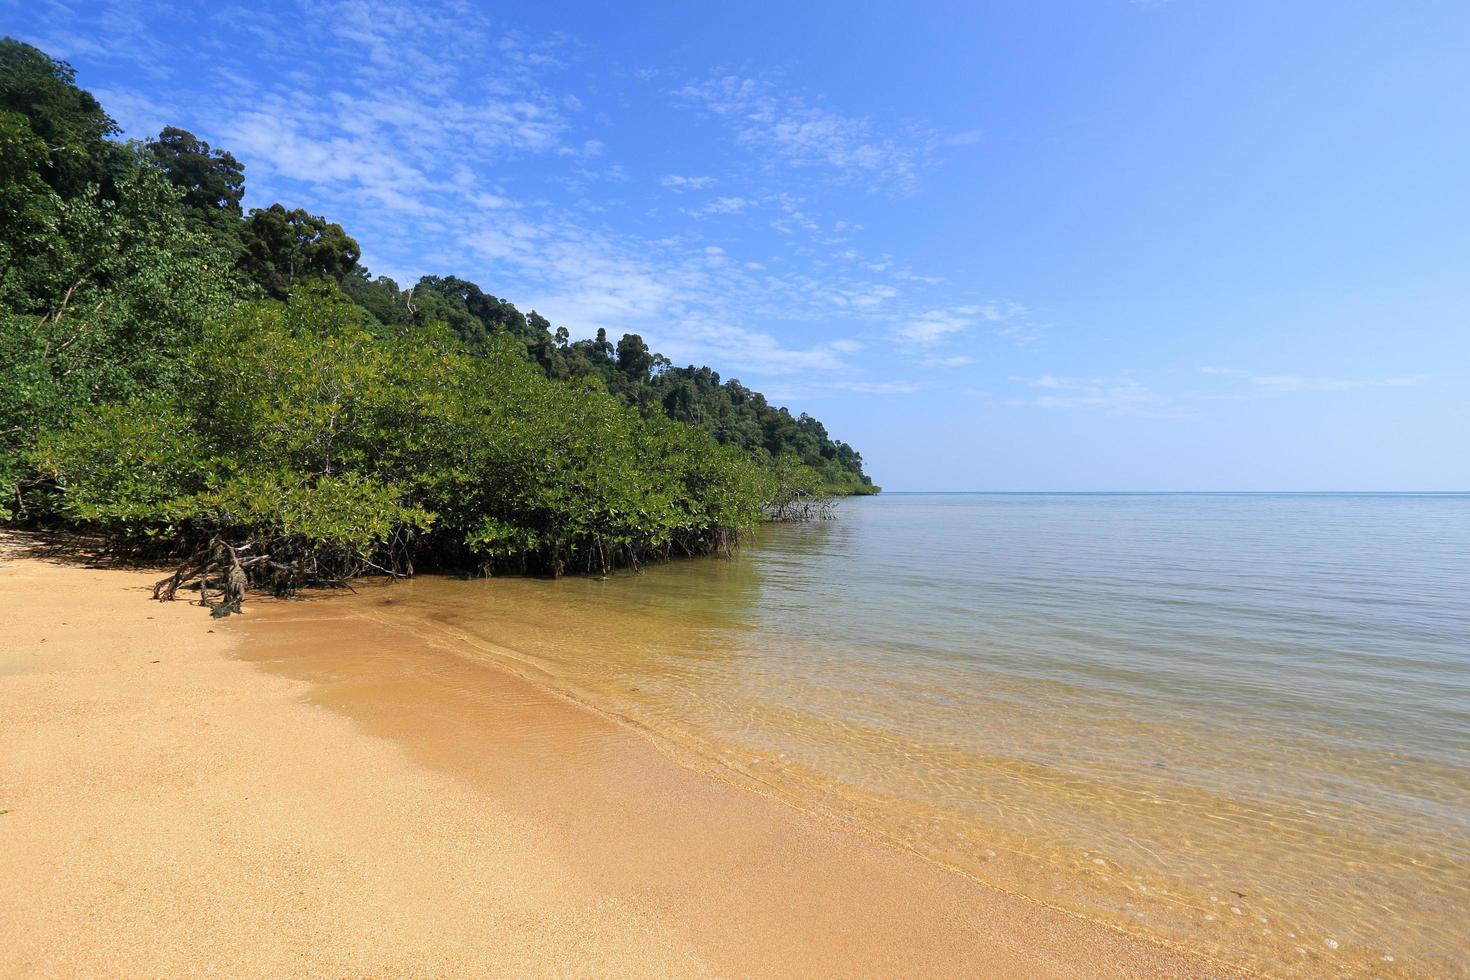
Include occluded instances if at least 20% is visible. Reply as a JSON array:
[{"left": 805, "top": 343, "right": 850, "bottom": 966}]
[{"left": 366, "top": 493, "right": 1469, "bottom": 976}]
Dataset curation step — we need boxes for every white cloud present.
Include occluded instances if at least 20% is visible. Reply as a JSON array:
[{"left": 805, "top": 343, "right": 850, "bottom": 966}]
[
  {"left": 995, "top": 318, "right": 1050, "bottom": 346},
  {"left": 847, "top": 285, "right": 898, "bottom": 310},
  {"left": 661, "top": 174, "right": 716, "bottom": 191},
  {"left": 17, "top": 0, "right": 172, "bottom": 78},
  {"left": 829, "top": 380, "right": 921, "bottom": 394},
  {"left": 1201, "top": 367, "right": 1430, "bottom": 392},
  {"left": 764, "top": 378, "right": 921, "bottom": 401},
  {"left": 561, "top": 138, "right": 606, "bottom": 158},
  {"left": 895, "top": 304, "right": 1004, "bottom": 344},
  {"left": 677, "top": 74, "right": 923, "bottom": 189},
  {"left": 897, "top": 307, "right": 979, "bottom": 345},
  {"left": 91, "top": 87, "right": 172, "bottom": 138},
  {"left": 1009, "top": 375, "right": 1172, "bottom": 415},
  {"left": 651, "top": 320, "right": 853, "bottom": 376},
  {"left": 893, "top": 302, "right": 1046, "bottom": 348},
  {"left": 681, "top": 196, "right": 753, "bottom": 218}
]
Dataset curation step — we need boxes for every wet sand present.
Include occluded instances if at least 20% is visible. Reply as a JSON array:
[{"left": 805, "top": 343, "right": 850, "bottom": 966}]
[{"left": 0, "top": 535, "right": 1232, "bottom": 977}]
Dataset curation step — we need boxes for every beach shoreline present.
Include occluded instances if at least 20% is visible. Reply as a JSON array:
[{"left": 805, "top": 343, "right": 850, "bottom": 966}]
[{"left": 0, "top": 533, "right": 1230, "bottom": 977}]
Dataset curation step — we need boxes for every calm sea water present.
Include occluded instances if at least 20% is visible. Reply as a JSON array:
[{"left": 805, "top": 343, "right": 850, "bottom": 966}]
[{"left": 379, "top": 493, "right": 1470, "bottom": 976}]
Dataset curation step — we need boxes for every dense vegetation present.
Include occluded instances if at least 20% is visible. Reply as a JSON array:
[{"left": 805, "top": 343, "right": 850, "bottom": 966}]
[
  {"left": 338, "top": 273, "right": 877, "bottom": 496},
  {"left": 0, "top": 39, "right": 874, "bottom": 599}
]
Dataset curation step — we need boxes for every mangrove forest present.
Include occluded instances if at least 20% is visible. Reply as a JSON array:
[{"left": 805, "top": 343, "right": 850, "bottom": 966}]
[{"left": 0, "top": 38, "right": 876, "bottom": 602}]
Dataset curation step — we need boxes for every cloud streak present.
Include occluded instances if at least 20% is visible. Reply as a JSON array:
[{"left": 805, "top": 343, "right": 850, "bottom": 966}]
[
  {"left": 895, "top": 303, "right": 1034, "bottom": 346},
  {"left": 1009, "top": 375, "right": 1175, "bottom": 416},
  {"left": 661, "top": 174, "right": 716, "bottom": 191},
  {"left": 677, "top": 73, "right": 938, "bottom": 190},
  {"left": 1201, "top": 367, "right": 1430, "bottom": 392},
  {"left": 681, "top": 195, "right": 753, "bottom": 218}
]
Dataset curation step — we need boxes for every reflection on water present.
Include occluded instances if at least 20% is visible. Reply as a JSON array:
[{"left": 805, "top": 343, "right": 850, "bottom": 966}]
[{"left": 370, "top": 493, "right": 1470, "bottom": 977}]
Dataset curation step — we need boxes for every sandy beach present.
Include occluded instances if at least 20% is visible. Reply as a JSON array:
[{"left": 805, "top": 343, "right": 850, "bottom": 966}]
[{"left": 0, "top": 532, "right": 1230, "bottom": 978}]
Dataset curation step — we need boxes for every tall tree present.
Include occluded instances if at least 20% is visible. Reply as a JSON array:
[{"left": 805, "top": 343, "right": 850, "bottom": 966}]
[
  {"left": 144, "top": 126, "right": 244, "bottom": 214},
  {"left": 616, "top": 333, "right": 654, "bottom": 381},
  {"left": 238, "top": 203, "right": 360, "bottom": 299},
  {"left": 0, "top": 110, "right": 61, "bottom": 307},
  {"left": 144, "top": 126, "right": 246, "bottom": 258},
  {"left": 0, "top": 39, "right": 124, "bottom": 199}
]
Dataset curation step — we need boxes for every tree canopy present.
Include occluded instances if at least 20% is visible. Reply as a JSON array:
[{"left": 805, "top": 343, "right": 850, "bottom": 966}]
[
  {"left": 0, "top": 38, "right": 124, "bottom": 199},
  {"left": 0, "top": 38, "right": 875, "bottom": 601},
  {"left": 145, "top": 126, "right": 244, "bottom": 214},
  {"left": 239, "top": 204, "right": 361, "bottom": 300},
  {"left": 341, "top": 273, "right": 878, "bottom": 495}
]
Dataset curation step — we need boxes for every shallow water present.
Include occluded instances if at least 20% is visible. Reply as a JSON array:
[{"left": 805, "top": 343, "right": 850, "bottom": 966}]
[{"left": 365, "top": 493, "right": 1469, "bottom": 976}]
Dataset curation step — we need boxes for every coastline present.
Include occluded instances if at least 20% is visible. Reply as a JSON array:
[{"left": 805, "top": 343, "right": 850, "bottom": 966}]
[{"left": 0, "top": 535, "right": 1230, "bottom": 977}]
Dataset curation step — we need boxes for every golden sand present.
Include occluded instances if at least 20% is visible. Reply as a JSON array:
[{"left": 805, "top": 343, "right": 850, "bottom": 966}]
[{"left": 0, "top": 533, "right": 1230, "bottom": 977}]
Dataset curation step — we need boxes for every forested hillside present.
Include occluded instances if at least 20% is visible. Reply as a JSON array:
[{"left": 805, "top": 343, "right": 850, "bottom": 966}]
[
  {"left": 341, "top": 273, "right": 876, "bottom": 496},
  {"left": 0, "top": 38, "right": 873, "bottom": 596}
]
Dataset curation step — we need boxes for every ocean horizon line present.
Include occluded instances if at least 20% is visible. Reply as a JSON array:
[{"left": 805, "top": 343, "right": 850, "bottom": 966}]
[{"left": 874, "top": 489, "right": 1470, "bottom": 496}]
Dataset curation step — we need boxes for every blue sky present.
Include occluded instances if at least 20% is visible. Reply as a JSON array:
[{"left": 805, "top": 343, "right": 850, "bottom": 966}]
[{"left": 11, "top": 0, "right": 1469, "bottom": 490}]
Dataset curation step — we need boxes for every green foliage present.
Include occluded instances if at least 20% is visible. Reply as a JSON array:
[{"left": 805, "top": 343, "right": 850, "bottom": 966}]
[
  {"left": 238, "top": 203, "right": 360, "bottom": 300},
  {"left": 0, "top": 161, "right": 237, "bottom": 511},
  {"left": 1, "top": 37, "right": 875, "bottom": 588},
  {"left": 144, "top": 126, "right": 246, "bottom": 259},
  {"left": 648, "top": 369, "right": 878, "bottom": 494},
  {"left": 31, "top": 397, "right": 209, "bottom": 526},
  {"left": 0, "top": 39, "right": 124, "bottom": 199},
  {"left": 764, "top": 454, "right": 835, "bottom": 521},
  {"left": 202, "top": 471, "right": 432, "bottom": 557},
  {"left": 144, "top": 126, "right": 244, "bottom": 215},
  {"left": 0, "top": 111, "right": 63, "bottom": 307},
  {"left": 343, "top": 275, "right": 878, "bottom": 494},
  {"left": 36, "top": 288, "right": 768, "bottom": 577}
]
